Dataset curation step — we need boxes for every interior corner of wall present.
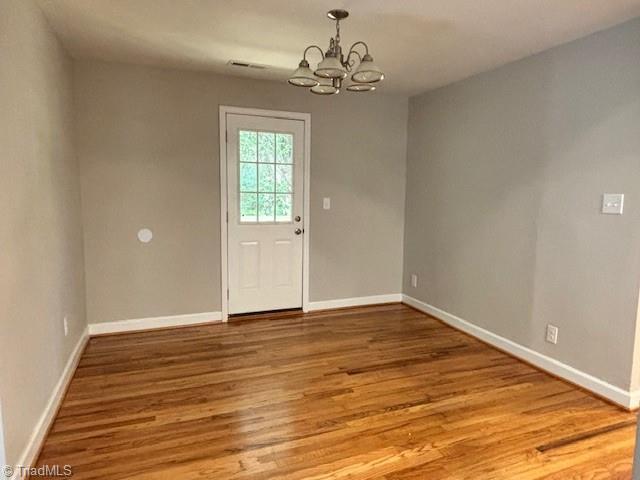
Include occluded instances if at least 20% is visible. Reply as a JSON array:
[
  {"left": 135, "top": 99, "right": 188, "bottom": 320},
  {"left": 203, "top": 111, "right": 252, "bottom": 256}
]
[{"left": 628, "top": 287, "right": 640, "bottom": 392}]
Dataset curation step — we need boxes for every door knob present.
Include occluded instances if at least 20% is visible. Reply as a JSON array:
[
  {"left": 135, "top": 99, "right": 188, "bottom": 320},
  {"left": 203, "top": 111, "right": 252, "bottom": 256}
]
[
  {"left": 295, "top": 216, "right": 301, "bottom": 222},
  {"left": 294, "top": 228, "right": 302, "bottom": 235}
]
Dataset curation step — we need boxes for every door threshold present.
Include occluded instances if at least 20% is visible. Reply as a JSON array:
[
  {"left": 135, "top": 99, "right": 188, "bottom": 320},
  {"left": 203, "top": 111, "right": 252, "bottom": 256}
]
[{"left": 229, "top": 308, "right": 304, "bottom": 323}]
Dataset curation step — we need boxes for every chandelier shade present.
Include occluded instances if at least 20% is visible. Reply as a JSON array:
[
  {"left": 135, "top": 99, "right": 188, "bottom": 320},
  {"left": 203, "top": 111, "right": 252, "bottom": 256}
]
[
  {"left": 351, "top": 54, "right": 384, "bottom": 83},
  {"left": 346, "top": 82, "right": 375, "bottom": 92},
  {"left": 288, "top": 60, "right": 319, "bottom": 87},
  {"left": 288, "top": 9, "right": 384, "bottom": 96},
  {"left": 311, "top": 80, "right": 339, "bottom": 95},
  {"left": 315, "top": 55, "right": 347, "bottom": 79}
]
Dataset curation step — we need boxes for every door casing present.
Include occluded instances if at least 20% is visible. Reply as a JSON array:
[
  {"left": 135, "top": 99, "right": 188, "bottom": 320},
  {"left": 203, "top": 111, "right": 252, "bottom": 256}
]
[{"left": 219, "top": 106, "right": 311, "bottom": 321}]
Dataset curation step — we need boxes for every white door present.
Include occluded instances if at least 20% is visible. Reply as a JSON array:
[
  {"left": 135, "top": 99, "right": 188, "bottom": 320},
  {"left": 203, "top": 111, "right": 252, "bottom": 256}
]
[{"left": 226, "top": 113, "right": 305, "bottom": 314}]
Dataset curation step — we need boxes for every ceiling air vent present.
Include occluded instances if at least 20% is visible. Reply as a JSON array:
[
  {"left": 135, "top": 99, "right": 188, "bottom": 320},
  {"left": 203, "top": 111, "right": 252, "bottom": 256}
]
[{"left": 227, "top": 60, "right": 268, "bottom": 70}]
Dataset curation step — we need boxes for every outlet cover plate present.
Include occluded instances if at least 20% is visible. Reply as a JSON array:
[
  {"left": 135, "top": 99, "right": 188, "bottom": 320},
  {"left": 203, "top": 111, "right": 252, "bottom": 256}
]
[{"left": 602, "top": 194, "right": 624, "bottom": 215}]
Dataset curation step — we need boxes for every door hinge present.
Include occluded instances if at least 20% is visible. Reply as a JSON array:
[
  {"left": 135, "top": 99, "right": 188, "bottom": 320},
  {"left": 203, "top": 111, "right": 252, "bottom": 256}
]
[
  {"left": 225, "top": 131, "right": 228, "bottom": 143},
  {"left": 226, "top": 289, "right": 229, "bottom": 300},
  {"left": 226, "top": 211, "right": 229, "bottom": 223}
]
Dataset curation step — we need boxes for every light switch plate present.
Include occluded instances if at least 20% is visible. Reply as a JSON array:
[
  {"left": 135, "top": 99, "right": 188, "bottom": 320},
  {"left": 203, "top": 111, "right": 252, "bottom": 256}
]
[
  {"left": 323, "top": 197, "right": 331, "bottom": 210},
  {"left": 602, "top": 194, "right": 624, "bottom": 215},
  {"left": 545, "top": 324, "right": 558, "bottom": 345}
]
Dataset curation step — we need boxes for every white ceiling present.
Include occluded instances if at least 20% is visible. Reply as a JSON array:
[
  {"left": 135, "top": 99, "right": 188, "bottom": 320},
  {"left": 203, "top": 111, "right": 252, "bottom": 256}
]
[{"left": 37, "top": 0, "right": 640, "bottom": 96}]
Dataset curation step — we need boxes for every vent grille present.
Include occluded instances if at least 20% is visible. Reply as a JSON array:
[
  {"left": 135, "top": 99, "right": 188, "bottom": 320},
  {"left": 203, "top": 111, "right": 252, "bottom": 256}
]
[{"left": 227, "top": 60, "right": 268, "bottom": 70}]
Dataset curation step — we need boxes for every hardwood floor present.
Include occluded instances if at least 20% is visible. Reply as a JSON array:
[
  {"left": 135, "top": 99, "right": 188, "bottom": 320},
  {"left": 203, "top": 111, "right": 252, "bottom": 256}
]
[{"left": 36, "top": 303, "right": 636, "bottom": 479}]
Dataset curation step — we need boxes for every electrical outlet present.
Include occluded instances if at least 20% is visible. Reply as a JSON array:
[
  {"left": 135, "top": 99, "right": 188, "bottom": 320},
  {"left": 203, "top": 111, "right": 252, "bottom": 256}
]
[
  {"left": 323, "top": 197, "right": 331, "bottom": 210},
  {"left": 602, "top": 193, "right": 624, "bottom": 215},
  {"left": 63, "top": 316, "right": 69, "bottom": 337},
  {"left": 545, "top": 324, "right": 558, "bottom": 344},
  {"left": 411, "top": 274, "right": 418, "bottom": 288}
]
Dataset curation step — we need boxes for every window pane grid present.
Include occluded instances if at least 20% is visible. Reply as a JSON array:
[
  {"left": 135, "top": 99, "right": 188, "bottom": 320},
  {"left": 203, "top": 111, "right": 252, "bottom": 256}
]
[{"left": 239, "top": 130, "right": 294, "bottom": 223}]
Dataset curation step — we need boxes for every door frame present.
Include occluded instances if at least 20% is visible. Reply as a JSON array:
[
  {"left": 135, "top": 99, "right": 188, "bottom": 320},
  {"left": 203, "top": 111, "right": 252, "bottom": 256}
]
[{"left": 219, "top": 106, "right": 311, "bottom": 321}]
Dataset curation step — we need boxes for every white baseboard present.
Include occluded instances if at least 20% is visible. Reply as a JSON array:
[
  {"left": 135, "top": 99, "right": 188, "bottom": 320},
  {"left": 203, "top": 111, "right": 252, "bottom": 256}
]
[
  {"left": 13, "top": 327, "right": 89, "bottom": 479},
  {"left": 88, "top": 311, "right": 223, "bottom": 335},
  {"left": 402, "top": 294, "right": 639, "bottom": 410},
  {"left": 307, "top": 294, "right": 403, "bottom": 312},
  {"left": 0, "top": 402, "right": 5, "bottom": 473}
]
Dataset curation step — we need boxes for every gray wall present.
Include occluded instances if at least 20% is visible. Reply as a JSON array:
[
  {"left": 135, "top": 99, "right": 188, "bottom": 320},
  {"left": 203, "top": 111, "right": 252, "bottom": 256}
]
[
  {"left": 3, "top": 6, "right": 638, "bottom": 469},
  {"left": 403, "top": 18, "right": 640, "bottom": 391},
  {"left": 0, "top": 0, "right": 87, "bottom": 465},
  {"left": 74, "top": 61, "right": 408, "bottom": 324}
]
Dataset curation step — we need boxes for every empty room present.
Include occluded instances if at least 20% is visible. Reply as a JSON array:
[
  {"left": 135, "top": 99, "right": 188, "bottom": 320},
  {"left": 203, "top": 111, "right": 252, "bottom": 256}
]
[{"left": 3, "top": 0, "right": 640, "bottom": 478}]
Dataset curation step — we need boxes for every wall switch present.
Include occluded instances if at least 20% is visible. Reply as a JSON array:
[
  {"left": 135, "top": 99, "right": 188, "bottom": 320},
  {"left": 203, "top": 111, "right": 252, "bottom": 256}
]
[
  {"left": 63, "top": 316, "right": 69, "bottom": 337},
  {"left": 411, "top": 274, "right": 418, "bottom": 288},
  {"left": 545, "top": 324, "right": 558, "bottom": 344},
  {"left": 602, "top": 194, "right": 624, "bottom": 215},
  {"left": 323, "top": 197, "right": 331, "bottom": 210}
]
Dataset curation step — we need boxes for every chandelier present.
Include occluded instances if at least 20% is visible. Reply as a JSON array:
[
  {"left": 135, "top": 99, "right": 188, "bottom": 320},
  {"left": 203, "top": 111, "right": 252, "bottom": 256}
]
[{"left": 288, "top": 9, "right": 385, "bottom": 95}]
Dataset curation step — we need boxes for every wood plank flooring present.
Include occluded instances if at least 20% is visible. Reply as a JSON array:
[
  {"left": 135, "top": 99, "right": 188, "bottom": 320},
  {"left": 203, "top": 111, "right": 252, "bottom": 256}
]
[{"left": 36, "top": 303, "right": 637, "bottom": 479}]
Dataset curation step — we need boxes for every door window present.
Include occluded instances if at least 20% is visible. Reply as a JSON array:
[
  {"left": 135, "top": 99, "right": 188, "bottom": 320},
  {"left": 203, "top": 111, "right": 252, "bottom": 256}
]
[{"left": 239, "top": 130, "right": 293, "bottom": 223}]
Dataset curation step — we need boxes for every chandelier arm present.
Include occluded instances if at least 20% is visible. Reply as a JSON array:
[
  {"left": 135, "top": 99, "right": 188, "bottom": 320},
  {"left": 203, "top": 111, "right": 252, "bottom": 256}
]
[
  {"left": 303, "top": 45, "right": 325, "bottom": 62},
  {"left": 347, "top": 41, "right": 370, "bottom": 56},
  {"left": 345, "top": 49, "right": 362, "bottom": 69}
]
